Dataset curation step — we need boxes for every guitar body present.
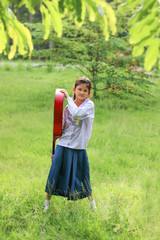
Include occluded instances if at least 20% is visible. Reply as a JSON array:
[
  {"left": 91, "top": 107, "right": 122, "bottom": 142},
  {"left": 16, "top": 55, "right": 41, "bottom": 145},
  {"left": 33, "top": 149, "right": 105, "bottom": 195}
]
[{"left": 52, "top": 89, "right": 64, "bottom": 154}]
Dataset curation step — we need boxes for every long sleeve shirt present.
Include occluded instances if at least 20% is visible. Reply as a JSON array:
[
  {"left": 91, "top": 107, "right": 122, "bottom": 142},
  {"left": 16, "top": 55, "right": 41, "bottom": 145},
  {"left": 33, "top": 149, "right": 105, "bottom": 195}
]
[{"left": 57, "top": 97, "right": 94, "bottom": 149}]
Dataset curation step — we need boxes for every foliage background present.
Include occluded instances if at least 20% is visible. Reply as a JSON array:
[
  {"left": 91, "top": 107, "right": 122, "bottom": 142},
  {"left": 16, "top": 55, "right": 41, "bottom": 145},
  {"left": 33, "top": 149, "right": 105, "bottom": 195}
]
[{"left": 0, "top": 0, "right": 160, "bottom": 239}]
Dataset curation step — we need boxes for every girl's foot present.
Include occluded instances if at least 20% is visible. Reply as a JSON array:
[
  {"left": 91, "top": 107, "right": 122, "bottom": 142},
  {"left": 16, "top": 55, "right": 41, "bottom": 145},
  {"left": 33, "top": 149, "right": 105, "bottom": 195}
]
[
  {"left": 89, "top": 199, "right": 97, "bottom": 209},
  {"left": 43, "top": 200, "right": 50, "bottom": 211}
]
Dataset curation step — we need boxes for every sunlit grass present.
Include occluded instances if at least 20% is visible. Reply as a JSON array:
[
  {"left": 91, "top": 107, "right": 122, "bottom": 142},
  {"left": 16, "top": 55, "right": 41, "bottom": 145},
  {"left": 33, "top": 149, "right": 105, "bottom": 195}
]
[{"left": 0, "top": 64, "right": 160, "bottom": 239}]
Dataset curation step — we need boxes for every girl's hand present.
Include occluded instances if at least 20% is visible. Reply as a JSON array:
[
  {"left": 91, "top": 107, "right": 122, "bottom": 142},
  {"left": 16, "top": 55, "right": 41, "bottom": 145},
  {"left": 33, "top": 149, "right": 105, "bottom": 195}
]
[
  {"left": 60, "top": 89, "right": 69, "bottom": 98},
  {"left": 51, "top": 154, "right": 54, "bottom": 163}
]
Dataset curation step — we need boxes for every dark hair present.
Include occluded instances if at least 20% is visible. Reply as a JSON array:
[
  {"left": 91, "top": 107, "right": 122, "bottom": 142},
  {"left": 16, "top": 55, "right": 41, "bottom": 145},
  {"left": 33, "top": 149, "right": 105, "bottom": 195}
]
[{"left": 73, "top": 77, "right": 92, "bottom": 100}]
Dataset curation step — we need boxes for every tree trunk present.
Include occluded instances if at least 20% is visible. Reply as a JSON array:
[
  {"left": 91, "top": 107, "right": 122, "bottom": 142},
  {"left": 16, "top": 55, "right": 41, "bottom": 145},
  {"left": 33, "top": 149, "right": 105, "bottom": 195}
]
[
  {"left": 49, "top": 40, "right": 53, "bottom": 49},
  {"left": 93, "top": 80, "right": 97, "bottom": 98},
  {"left": 29, "top": 13, "right": 33, "bottom": 23}
]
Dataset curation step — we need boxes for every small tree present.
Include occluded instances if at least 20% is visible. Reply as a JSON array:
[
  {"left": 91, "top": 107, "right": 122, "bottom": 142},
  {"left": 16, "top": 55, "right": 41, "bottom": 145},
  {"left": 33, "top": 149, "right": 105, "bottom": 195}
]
[
  {"left": 61, "top": 20, "right": 131, "bottom": 98},
  {"left": 57, "top": 21, "right": 110, "bottom": 97}
]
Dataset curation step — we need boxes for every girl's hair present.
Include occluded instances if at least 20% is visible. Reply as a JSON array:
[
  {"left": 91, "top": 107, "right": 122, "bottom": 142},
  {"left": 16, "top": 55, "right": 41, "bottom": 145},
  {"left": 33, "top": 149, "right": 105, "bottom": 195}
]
[{"left": 73, "top": 77, "right": 92, "bottom": 100}]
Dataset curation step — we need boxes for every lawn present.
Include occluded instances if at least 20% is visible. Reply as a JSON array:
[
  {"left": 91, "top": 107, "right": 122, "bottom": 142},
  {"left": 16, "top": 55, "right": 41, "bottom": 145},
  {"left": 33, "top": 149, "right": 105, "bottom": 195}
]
[{"left": 0, "top": 64, "right": 160, "bottom": 240}]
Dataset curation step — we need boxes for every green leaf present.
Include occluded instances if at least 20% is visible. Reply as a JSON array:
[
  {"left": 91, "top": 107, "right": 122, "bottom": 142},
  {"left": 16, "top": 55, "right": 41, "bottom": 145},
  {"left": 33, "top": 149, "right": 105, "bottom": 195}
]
[
  {"left": 139, "top": 35, "right": 154, "bottom": 48},
  {"left": 19, "top": 23, "right": 33, "bottom": 56},
  {"left": 40, "top": 4, "right": 51, "bottom": 40},
  {"left": 86, "top": 3, "right": 96, "bottom": 22},
  {"left": 97, "top": 14, "right": 109, "bottom": 41},
  {"left": 129, "top": 17, "right": 158, "bottom": 44},
  {"left": 85, "top": 0, "right": 97, "bottom": 21},
  {"left": 86, "top": 0, "right": 116, "bottom": 39},
  {"left": 58, "top": 0, "right": 65, "bottom": 13},
  {"left": 8, "top": 25, "right": 18, "bottom": 60},
  {"left": 81, "top": 0, "right": 86, "bottom": 22},
  {"left": 102, "top": 15, "right": 109, "bottom": 41},
  {"left": 132, "top": 45, "right": 144, "bottom": 56},
  {"left": 101, "top": 1, "right": 117, "bottom": 35},
  {"left": 74, "top": 0, "right": 86, "bottom": 26},
  {"left": 119, "top": 0, "right": 140, "bottom": 10},
  {"left": 20, "top": 0, "right": 36, "bottom": 14},
  {"left": 12, "top": 18, "right": 33, "bottom": 57},
  {"left": 144, "top": 39, "right": 159, "bottom": 71},
  {"left": 74, "top": 0, "right": 82, "bottom": 22},
  {"left": 129, "top": 13, "right": 155, "bottom": 36},
  {"left": 7, "top": 8, "right": 15, "bottom": 20},
  {"left": 129, "top": 0, "right": 156, "bottom": 26},
  {"left": 43, "top": 0, "right": 62, "bottom": 37},
  {"left": 0, "top": 22, "right": 7, "bottom": 54}
]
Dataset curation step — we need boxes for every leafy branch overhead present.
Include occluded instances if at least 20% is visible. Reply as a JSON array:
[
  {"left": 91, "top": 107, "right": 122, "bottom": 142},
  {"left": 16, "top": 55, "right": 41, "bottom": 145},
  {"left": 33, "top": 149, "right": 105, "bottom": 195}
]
[
  {"left": 0, "top": 0, "right": 160, "bottom": 71},
  {"left": 120, "top": 0, "right": 160, "bottom": 71},
  {"left": 0, "top": 0, "right": 116, "bottom": 59},
  {"left": 0, "top": 1, "right": 33, "bottom": 59}
]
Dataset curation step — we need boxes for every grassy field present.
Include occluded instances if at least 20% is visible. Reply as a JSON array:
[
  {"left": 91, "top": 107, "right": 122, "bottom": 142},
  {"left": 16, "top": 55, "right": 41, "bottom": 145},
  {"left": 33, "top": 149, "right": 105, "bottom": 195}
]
[{"left": 0, "top": 64, "right": 160, "bottom": 240}]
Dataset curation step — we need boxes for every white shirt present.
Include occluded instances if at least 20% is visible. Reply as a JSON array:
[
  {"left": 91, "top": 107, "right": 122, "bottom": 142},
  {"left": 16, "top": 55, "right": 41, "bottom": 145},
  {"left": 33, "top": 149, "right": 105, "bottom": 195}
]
[{"left": 57, "top": 97, "right": 94, "bottom": 149}]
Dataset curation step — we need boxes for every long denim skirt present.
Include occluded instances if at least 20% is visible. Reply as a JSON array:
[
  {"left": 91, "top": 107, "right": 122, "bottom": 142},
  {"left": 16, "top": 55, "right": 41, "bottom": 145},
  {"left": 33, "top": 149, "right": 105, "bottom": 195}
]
[{"left": 45, "top": 145, "right": 92, "bottom": 200}]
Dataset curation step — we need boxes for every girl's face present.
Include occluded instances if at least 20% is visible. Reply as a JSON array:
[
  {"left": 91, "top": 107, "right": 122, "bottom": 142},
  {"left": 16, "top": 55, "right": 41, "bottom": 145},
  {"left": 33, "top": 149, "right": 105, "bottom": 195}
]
[{"left": 73, "top": 84, "right": 90, "bottom": 102}]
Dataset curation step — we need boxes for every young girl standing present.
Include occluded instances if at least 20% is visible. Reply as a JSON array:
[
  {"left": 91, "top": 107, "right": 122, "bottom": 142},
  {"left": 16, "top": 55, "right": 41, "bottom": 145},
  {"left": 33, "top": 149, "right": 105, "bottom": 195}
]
[{"left": 44, "top": 77, "right": 96, "bottom": 211}]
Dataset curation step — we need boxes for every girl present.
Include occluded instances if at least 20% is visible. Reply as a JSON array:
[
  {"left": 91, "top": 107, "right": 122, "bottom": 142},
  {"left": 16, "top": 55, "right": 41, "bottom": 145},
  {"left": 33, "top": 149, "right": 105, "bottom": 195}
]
[{"left": 44, "top": 77, "right": 96, "bottom": 211}]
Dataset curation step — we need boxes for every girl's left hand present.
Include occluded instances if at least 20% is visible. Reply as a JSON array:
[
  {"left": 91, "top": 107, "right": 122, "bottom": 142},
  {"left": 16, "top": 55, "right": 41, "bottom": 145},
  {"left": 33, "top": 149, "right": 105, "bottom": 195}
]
[
  {"left": 60, "top": 89, "right": 69, "bottom": 98},
  {"left": 51, "top": 154, "right": 54, "bottom": 160}
]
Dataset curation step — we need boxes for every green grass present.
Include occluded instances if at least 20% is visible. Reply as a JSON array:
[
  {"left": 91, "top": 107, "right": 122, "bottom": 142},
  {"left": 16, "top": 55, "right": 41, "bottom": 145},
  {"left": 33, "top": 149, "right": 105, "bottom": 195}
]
[{"left": 0, "top": 64, "right": 160, "bottom": 240}]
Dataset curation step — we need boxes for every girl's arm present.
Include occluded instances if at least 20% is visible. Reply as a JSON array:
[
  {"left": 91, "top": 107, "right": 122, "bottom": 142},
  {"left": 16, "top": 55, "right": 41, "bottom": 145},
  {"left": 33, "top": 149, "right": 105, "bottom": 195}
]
[
  {"left": 60, "top": 89, "right": 94, "bottom": 120},
  {"left": 67, "top": 97, "right": 94, "bottom": 120},
  {"left": 62, "top": 108, "right": 67, "bottom": 131}
]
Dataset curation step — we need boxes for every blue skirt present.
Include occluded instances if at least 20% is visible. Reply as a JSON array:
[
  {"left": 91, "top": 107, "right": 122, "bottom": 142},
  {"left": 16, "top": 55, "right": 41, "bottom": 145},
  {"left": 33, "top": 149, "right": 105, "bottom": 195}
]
[{"left": 45, "top": 145, "right": 92, "bottom": 200}]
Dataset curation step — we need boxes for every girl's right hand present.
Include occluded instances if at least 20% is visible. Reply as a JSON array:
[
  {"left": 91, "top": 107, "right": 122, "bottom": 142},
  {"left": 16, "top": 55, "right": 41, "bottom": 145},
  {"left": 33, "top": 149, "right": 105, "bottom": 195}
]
[{"left": 60, "top": 89, "right": 69, "bottom": 98}]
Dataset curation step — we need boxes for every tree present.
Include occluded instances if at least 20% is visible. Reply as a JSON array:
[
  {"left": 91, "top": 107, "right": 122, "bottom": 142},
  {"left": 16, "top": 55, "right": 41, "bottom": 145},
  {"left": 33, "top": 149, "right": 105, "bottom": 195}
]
[{"left": 0, "top": 0, "right": 116, "bottom": 59}]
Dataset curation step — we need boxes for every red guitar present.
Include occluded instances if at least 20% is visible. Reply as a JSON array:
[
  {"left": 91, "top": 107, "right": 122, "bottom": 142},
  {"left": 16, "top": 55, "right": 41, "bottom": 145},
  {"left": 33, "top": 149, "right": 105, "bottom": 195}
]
[{"left": 52, "top": 89, "right": 64, "bottom": 154}]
